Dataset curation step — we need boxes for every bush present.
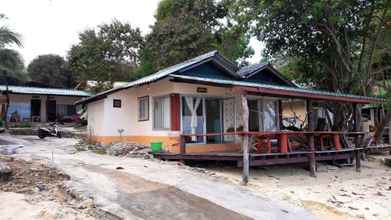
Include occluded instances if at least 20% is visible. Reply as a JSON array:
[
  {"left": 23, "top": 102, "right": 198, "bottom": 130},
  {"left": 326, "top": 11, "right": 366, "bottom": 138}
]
[{"left": 10, "top": 122, "right": 31, "bottom": 128}]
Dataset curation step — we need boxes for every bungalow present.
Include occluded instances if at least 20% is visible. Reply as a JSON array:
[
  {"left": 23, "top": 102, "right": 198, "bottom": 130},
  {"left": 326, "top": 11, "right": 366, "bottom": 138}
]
[
  {"left": 0, "top": 85, "right": 90, "bottom": 123},
  {"left": 77, "top": 51, "right": 388, "bottom": 177}
]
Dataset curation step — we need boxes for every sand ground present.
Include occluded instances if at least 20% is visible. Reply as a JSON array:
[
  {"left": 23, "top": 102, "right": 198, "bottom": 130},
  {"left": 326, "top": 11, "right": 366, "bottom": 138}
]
[
  {"left": 0, "top": 134, "right": 314, "bottom": 220},
  {"left": 208, "top": 157, "right": 391, "bottom": 220}
]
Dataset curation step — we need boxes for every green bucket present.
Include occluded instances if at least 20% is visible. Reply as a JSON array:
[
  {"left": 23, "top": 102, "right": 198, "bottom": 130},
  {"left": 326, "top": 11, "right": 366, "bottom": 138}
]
[{"left": 150, "top": 142, "right": 163, "bottom": 153}]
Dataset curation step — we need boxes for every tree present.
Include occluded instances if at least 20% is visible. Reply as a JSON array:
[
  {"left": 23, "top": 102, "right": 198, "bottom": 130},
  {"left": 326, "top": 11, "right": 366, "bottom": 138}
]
[
  {"left": 0, "top": 14, "right": 24, "bottom": 79},
  {"left": 27, "top": 54, "right": 76, "bottom": 88},
  {"left": 0, "top": 14, "right": 23, "bottom": 129},
  {"left": 68, "top": 20, "right": 144, "bottom": 91},
  {"left": 141, "top": 0, "right": 254, "bottom": 71},
  {"left": 0, "top": 49, "right": 26, "bottom": 82},
  {"left": 238, "top": 0, "right": 391, "bottom": 131}
]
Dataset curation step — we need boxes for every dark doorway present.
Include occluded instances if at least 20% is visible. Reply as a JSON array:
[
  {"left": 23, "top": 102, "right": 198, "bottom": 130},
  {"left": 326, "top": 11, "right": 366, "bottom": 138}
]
[
  {"left": 47, "top": 100, "right": 56, "bottom": 122},
  {"left": 206, "top": 99, "right": 222, "bottom": 143},
  {"left": 31, "top": 99, "right": 41, "bottom": 122},
  {"left": 248, "top": 100, "right": 260, "bottom": 131}
]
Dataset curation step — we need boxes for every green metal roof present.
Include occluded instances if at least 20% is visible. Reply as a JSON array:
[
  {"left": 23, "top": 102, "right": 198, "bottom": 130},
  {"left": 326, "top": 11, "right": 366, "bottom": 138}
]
[
  {"left": 76, "top": 50, "right": 385, "bottom": 105},
  {"left": 0, "top": 85, "right": 91, "bottom": 97}
]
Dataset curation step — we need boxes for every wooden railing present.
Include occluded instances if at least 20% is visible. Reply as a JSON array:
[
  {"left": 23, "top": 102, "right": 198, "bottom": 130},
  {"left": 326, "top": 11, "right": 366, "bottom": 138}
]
[{"left": 179, "top": 131, "right": 367, "bottom": 155}]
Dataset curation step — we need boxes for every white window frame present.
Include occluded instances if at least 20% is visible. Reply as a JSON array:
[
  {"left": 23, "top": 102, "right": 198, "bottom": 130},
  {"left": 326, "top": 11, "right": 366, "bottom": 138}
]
[
  {"left": 138, "top": 96, "right": 149, "bottom": 121},
  {"left": 153, "top": 95, "right": 171, "bottom": 130}
]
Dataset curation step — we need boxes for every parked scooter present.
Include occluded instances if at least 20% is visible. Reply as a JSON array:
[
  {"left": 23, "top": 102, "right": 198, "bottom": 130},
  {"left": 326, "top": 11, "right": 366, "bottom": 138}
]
[{"left": 37, "top": 122, "right": 62, "bottom": 139}]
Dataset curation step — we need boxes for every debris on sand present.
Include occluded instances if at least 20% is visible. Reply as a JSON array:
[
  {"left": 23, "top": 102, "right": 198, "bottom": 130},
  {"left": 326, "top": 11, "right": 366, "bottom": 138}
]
[
  {"left": 0, "top": 156, "right": 117, "bottom": 220},
  {"left": 107, "top": 142, "right": 151, "bottom": 159},
  {"left": 0, "top": 161, "right": 12, "bottom": 181},
  {"left": 383, "top": 157, "right": 391, "bottom": 167},
  {"left": 0, "top": 157, "right": 69, "bottom": 194},
  {"left": 0, "top": 145, "right": 24, "bottom": 155}
]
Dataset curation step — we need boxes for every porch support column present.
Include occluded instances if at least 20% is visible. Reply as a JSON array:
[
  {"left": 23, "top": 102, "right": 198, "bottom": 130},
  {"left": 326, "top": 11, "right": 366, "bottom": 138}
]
[
  {"left": 170, "top": 94, "right": 181, "bottom": 131},
  {"left": 241, "top": 92, "right": 250, "bottom": 185},
  {"left": 306, "top": 99, "right": 316, "bottom": 177},
  {"left": 278, "top": 100, "right": 283, "bottom": 129},
  {"left": 353, "top": 103, "right": 361, "bottom": 172}
]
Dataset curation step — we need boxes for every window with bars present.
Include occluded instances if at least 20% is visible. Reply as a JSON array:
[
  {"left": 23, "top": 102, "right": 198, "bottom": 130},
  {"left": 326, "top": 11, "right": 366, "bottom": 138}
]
[{"left": 153, "top": 96, "right": 170, "bottom": 130}]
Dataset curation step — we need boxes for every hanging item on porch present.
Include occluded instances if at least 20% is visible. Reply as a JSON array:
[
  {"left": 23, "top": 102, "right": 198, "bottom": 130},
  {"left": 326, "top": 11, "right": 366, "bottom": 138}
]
[{"left": 185, "top": 97, "right": 202, "bottom": 141}]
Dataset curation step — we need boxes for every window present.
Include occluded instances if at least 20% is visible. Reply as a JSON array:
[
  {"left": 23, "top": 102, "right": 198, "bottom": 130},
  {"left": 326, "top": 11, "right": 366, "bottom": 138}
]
[
  {"left": 153, "top": 96, "right": 170, "bottom": 130},
  {"left": 138, "top": 96, "right": 149, "bottom": 121},
  {"left": 113, "top": 99, "right": 121, "bottom": 108},
  {"left": 56, "top": 104, "right": 76, "bottom": 116}
]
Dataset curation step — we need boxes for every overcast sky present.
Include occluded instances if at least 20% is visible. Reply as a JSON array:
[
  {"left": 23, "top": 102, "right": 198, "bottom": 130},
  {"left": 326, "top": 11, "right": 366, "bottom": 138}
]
[{"left": 1, "top": 0, "right": 262, "bottom": 65}]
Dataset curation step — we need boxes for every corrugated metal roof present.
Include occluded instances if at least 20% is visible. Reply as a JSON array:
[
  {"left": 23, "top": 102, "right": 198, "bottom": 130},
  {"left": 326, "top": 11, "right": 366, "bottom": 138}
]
[
  {"left": 76, "top": 50, "right": 384, "bottom": 105},
  {"left": 0, "top": 85, "right": 91, "bottom": 97},
  {"left": 169, "top": 74, "right": 384, "bottom": 103},
  {"left": 238, "top": 63, "right": 268, "bottom": 77},
  {"left": 76, "top": 50, "right": 223, "bottom": 105}
]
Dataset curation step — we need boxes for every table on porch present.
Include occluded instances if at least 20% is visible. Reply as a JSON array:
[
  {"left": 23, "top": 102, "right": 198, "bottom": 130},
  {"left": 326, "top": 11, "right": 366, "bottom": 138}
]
[{"left": 245, "top": 131, "right": 367, "bottom": 154}]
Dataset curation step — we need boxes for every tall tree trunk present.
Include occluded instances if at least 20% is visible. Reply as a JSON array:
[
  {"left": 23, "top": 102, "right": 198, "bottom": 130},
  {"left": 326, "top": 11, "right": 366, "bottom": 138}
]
[
  {"left": 241, "top": 93, "right": 249, "bottom": 185},
  {"left": 374, "top": 110, "right": 391, "bottom": 144},
  {"left": 4, "top": 91, "right": 9, "bottom": 129}
]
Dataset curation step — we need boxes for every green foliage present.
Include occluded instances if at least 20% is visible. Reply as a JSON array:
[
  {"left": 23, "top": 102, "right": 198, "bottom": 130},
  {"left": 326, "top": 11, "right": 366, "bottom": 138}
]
[
  {"left": 27, "top": 54, "right": 76, "bottom": 88},
  {"left": 68, "top": 20, "right": 144, "bottom": 86},
  {"left": 0, "top": 14, "right": 21, "bottom": 48},
  {"left": 0, "top": 14, "right": 25, "bottom": 80},
  {"left": 10, "top": 122, "right": 31, "bottom": 128},
  {"left": 0, "top": 49, "right": 27, "bottom": 81},
  {"left": 234, "top": 0, "right": 391, "bottom": 130},
  {"left": 141, "top": 0, "right": 253, "bottom": 71},
  {"left": 240, "top": 0, "right": 390, "bottom": 95}
]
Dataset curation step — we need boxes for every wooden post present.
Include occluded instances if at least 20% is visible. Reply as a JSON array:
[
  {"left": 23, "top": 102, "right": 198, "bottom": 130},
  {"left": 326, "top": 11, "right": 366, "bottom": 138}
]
[
  {"left": 241, "top": 93, "right": 250, "bottom": 185},
  {"left": 306, "top": 99, "right": 316, "bottom": 177},
  {"left": 179, "top": 135, "right": 186, "bottom": 154},
  {"left": 278, "top": 100, "right": 283, "bottom": 129},
  {"left": 353, "top": 103, "right": 361, "bottom": 172},
  {"left": 388, "top": 119, "right": 391, "bottom": 145}
]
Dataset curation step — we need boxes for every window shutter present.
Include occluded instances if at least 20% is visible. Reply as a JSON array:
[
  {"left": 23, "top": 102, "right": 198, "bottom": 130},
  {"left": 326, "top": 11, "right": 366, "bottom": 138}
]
[{"left": 170, "top": 94, "right": 180, "bottom": 131}]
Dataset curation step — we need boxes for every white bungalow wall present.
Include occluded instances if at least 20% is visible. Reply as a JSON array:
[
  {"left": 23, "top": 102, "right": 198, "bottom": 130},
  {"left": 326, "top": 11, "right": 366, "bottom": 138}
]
[{"left": 87, "top": 79, "right": 282, "bottom": 139}]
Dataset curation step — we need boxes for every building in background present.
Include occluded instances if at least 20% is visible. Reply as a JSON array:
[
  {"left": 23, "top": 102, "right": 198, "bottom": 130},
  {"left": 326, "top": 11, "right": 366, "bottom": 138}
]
[{"left": 0, "top": 85, "right": 90, "bottom": 123}]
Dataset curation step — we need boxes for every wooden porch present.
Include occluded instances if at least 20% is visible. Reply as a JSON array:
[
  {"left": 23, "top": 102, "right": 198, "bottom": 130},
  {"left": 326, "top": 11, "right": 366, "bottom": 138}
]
[{"left": 154, "top": 131, "right": 391, "bottom": 172}]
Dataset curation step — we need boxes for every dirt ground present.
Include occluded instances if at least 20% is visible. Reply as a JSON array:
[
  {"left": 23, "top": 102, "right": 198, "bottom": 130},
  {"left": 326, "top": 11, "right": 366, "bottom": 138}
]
[
  {"left": 207, "top": 156, "right": 391, "bottom": 220},
  {"left": 0, "top": 134, "right": 314, "bottom": 220},
  {"left": 2, "top": 134, "right": 391, "bottom": 220},
  {"left": 0, "top": 156, "right": 110, "bottom": 220}
]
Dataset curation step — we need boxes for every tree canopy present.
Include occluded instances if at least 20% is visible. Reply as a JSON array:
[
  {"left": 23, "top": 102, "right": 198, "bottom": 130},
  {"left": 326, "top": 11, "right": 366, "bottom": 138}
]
[
  {"left": 68, "top": 20, "right": 144, "bottom": 88},
  {"left": 141, "top": 0, "right": 254, "bottom": 71},
  {"left": 27, "top": 54, "right": 76, "bottom": 88},
  {"left": 0, "top": 14, "right": 25, "bottom": 81},
  {"left": 241, "top": 0, "right": 390, "bottom": 95},
  {"left": 234, "top": 0, "right": 391, "bottom": 130}
]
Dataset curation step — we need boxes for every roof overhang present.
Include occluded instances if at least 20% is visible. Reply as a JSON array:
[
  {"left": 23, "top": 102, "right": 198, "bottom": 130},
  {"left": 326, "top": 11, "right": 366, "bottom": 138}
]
[
  {"left": 169, "top": 74, "right": 384, "bottom": 104},
  {"left": 75, "top": 50, "right": 238, "bottom": 106},
  {"left": 0, "top": 86, "right": 90, "bottom": 98}
]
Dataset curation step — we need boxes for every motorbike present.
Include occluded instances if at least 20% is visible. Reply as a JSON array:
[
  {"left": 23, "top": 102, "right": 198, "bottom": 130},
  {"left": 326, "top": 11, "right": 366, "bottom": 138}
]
[{"left": 37, "top": 122, "right": 62, "bottom": 139}]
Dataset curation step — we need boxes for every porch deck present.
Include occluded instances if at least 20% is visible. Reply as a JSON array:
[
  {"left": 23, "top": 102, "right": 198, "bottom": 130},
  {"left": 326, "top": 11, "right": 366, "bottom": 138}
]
[
  {"left": 154, "top": 130, "right": 391, "bottom": 169},
  {"left": 154, "top": 145, "right": 391, "bottom": 167},
  {"left": 154, "top": 148, "right": 358, "bottom": 167}
]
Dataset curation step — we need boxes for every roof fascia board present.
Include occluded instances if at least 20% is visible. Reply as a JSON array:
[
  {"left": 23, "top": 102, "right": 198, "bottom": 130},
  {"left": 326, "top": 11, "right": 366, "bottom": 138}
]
[{"left": 5, "top": 91, "right": 89, "bottom": 97}]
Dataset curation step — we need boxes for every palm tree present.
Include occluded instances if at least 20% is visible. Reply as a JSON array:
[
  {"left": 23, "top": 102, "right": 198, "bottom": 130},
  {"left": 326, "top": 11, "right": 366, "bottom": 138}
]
[
  {"left": 0, "top": 15, "right": 23, "bottom": 129},
  {"left": 0, "top": 26, "right": 22, "bottom": 48}
]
